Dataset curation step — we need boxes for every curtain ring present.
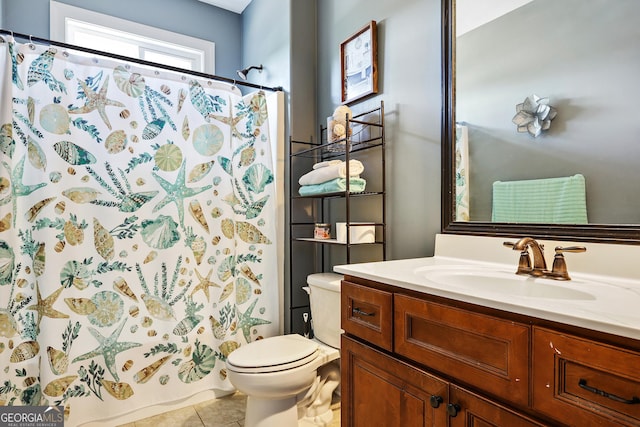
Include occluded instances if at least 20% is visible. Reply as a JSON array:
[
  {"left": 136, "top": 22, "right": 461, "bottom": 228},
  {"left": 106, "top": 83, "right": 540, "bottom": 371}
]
[{"left": 28, "top": 35, "right": 36, "bottom": 50}]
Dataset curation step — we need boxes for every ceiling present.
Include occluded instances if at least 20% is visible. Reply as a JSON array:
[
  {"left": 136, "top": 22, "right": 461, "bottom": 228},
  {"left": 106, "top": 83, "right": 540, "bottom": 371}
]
[
  {"left": 199, "top": 0, "right": 530, "bottom": 24},
  {"left": 197, "top": 0, "right": 253, "bottom": 14},
  {"left": 456, "top": 0, "right": 534, "bottom": 36}
]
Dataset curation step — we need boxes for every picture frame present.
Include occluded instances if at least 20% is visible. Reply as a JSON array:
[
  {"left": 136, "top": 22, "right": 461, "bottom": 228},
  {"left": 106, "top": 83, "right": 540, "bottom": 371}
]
[{"left": 341, "top": 21, "right": 378, "bottom": 105}]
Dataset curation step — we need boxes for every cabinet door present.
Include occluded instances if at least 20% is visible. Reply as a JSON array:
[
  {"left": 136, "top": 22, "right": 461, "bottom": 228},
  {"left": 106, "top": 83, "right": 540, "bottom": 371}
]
[
  {"left": 394, "top": 294, "right": 530, "bottom": 407},
  {"left": 533, "top": 327, "right": 640, "bottom": 426},
  {"left": 342, "top": 335, "right": 448, "bottom": 427},
  {"left": 449, "top": 385, "right": 546, "bottom": 427},
  {"left": 342, "top": 280, "right": 393, "bottom": 351}
]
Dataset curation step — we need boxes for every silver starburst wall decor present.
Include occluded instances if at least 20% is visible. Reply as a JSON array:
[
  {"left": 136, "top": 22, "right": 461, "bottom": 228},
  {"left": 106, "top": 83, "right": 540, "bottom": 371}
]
[{"left": 512, "top": 94, "right": 557, "bottom": 137}]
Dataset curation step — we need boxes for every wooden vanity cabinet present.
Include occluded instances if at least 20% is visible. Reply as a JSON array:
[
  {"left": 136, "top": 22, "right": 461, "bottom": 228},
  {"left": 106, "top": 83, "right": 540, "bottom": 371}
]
[{"left": 341, "top": 276, "right": 640, "bottom": 427}]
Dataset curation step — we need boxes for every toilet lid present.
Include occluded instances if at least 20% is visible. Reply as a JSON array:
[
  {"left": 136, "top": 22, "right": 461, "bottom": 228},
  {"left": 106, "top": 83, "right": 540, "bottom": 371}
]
[{"left": 227, "top": 334, "right": 319, "bottom": 373}]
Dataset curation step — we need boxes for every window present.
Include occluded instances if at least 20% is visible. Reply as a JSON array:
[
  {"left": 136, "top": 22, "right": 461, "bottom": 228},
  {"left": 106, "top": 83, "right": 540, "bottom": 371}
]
[{"left": 50, "top": 1, "right": 215, "bottom": 73}]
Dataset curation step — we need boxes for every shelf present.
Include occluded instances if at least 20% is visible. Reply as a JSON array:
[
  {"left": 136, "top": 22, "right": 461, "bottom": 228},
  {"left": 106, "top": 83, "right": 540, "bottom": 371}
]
[
  {"left": 291, "top": 105, "right": 384, "bottom": 159},
  {"left": 294, "top": 238, "right": 383, "bottom": 245},
  {"left": 287, "top": 100, "right": 385, "bottom": 334},
  {"left": 290, "top": 139, "right": 383, "bottom": 159},
  {"left": 291, "top": 191, "right": 384, "bottom": 200},
  {"left": 291, "top": 223, "right": 383, "bottom": 229}
]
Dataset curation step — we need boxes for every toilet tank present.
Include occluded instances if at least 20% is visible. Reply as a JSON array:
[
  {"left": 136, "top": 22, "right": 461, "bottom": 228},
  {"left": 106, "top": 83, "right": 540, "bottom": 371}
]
[{"left": 306, "top": 273, "right": 343, "bottom": 349}]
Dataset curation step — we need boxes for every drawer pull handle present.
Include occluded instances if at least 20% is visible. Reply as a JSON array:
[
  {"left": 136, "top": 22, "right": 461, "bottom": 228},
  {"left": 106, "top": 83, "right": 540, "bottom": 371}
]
[
  {"left": 578, "top": 379, "right": 640, "bottom": 405},
  {"left": 352, "top": 307, "right": 375, "bottom": 317},
  {"left": 429, "top": 395, "right": 443, "bottom": 408},
  {"left": 446, "top": 403, "right": 460, "bottom": 417}
]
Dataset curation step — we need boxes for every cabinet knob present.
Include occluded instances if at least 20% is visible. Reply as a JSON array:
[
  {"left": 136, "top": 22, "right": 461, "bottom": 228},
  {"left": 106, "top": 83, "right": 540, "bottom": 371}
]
[
  {"left": 446, "top": 403, "right": 460, "bottom": 417},
  {"left": 429, "top": 395, "right": 443, "bottom": 408}
]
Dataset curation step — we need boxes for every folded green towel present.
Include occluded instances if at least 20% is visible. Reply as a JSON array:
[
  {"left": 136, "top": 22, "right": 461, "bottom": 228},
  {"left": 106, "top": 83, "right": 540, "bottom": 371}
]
[
  {"left": 299, "top": 177, "right": 366, "bottom": 196},
  {"left": 492, "top": 174, "right": 588, "bottom": 224}
]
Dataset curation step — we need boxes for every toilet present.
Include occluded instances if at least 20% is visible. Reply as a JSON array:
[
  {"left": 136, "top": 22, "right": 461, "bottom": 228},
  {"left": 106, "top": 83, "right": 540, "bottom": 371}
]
[{"left": 226, "top": 273, "right": 343, "bottom": 427}]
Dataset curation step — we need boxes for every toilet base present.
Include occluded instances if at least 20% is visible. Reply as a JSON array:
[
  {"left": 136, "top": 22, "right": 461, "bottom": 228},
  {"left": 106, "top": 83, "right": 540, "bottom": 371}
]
[
  {"left": 298, "top": 408, "right": 334, "bottom": 427},
  {"left": 296, "top": 360, "right": 340, "bottom": 426},
  {"left": 245, "top": 395, "right": 298, "bottom": 427},
  {"left": 228, "top": 336, "right": 341, "bottom": 427},
  {"left": 242, "top": 361, "right": 340, "bottom": 427}
]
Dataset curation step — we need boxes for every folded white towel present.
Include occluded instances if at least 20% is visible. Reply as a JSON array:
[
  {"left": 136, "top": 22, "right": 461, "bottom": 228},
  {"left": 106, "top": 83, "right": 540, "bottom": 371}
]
[
  {"left": 299, "top": 160, "right": 364, "bottom": 186},
  {"left": 312, "top": 160, "right": 342, "bottom": 170}
]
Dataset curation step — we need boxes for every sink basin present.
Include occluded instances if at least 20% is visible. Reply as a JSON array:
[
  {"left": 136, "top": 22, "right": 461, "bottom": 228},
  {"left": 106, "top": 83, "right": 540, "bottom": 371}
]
[{"left": 415, "top": 265, "right": 596, "bottom": 300}]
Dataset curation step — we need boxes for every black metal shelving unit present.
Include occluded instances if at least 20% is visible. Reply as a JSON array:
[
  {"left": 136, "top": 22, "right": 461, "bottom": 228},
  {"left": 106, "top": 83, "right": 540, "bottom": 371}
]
[{"left": 288, "top": 100, "right": 386, "bottom": 333}]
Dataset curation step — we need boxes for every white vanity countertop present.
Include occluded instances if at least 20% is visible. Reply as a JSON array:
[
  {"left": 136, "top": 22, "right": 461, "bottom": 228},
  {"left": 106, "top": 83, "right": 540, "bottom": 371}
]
[{"left": 334, "top": 234, "right": 640, "bottom": 341}]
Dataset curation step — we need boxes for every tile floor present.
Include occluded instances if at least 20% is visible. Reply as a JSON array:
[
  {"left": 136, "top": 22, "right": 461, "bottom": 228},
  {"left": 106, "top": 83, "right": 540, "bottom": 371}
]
[{"left": 117, "top": 392, "right": 341, "bottom": 427}]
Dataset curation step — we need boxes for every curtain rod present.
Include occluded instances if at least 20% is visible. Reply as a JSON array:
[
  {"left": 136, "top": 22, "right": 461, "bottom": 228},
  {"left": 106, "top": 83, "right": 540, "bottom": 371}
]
[{"left": 0, "top": 29, "right": 284, "bottom": 93}]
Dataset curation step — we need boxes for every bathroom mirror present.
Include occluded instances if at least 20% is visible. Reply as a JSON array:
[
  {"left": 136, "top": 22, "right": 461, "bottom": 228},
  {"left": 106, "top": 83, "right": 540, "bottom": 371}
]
[{"left": 441, "top": 0, "right": 640, "bottom": 244}]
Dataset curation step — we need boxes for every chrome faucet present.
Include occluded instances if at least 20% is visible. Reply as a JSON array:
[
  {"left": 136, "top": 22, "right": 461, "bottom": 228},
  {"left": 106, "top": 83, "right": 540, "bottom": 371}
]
[{"left": 503, "top": 237, "right": 586, "bottom": 280}]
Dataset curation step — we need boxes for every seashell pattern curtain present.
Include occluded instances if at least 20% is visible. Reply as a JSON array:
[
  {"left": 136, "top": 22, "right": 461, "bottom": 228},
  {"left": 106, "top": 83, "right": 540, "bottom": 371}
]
[
  {"left": 0, "top": 36, "right": 279, "bottom": 425},
  {"left": 455, "top": 124, "right": 470, "bottom": 221}
]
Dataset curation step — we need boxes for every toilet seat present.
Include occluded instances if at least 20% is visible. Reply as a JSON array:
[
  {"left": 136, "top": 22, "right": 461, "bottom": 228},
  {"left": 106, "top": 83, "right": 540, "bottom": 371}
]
[{"left": 227, "top": 335, "right": 320, "bottom": 374}]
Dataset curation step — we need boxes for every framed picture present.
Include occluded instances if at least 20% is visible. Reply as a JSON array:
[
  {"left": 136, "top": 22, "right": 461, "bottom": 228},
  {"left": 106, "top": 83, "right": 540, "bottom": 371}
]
[{"left": 341, "top": 21, "right": 378, "bottom": 104}]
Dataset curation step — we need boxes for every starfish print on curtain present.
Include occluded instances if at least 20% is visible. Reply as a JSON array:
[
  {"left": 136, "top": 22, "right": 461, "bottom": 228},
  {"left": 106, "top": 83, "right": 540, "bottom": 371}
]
[
  {"left": 72, "top": 318, "right": 142, "bottom": 382},
  {"left": 69, "top": 79, "right": 126, "bottom": 130},
  {"left": 26, "top": 284, "right": 69, "bottom": 329},
  {"left": 152, "top": 160, "right": 212, "bottom": 228}
]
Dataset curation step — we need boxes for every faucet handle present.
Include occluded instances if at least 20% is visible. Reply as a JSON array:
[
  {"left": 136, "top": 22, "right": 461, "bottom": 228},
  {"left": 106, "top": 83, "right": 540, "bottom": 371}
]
[
  {"left": 504, "top": 241, "right": 532, "bottom": 274},
  {"left": 503, "top": 240, "right": 544, "bottom": 250},
  {"left": 550, "top": 246, "right": 586, "bottom": 280},
  {"left": 554, "top": 246, "right": 586, "bottom": 254},
  {"left": 516, "top": 250, "right": 532, "bottom": 273}
]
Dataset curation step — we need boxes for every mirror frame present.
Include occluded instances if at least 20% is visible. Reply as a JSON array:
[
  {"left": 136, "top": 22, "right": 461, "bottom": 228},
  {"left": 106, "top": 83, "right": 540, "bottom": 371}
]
[{"left": 440, "top": 0, "right": 640, "bottom": 245}]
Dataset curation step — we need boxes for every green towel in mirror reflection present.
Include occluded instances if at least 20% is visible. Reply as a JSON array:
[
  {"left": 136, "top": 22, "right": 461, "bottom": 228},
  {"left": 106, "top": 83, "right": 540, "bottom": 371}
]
[{"left": 492, "top": 174, "right": 587, "bottom": 224}]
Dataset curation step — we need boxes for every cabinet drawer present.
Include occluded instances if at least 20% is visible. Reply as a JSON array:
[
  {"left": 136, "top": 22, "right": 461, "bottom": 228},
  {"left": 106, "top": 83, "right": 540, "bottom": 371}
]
[
  {"left": 341, "top": 281, "right": 393, "bottom": 351},
  {"left": 533, "top": 327, "right": 640, "bottom": 426},
  {"left": 394, "top": 294, "right": 530, "bottom": 407}
]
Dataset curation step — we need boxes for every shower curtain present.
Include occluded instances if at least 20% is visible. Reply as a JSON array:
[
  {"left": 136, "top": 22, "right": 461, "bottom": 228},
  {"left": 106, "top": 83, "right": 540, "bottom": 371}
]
[
  {"left": 0, "top": 36, "right": 279, "bottom": 425},
  {"left": 455, "top": 124, "right": 470, "bottom": 221}
]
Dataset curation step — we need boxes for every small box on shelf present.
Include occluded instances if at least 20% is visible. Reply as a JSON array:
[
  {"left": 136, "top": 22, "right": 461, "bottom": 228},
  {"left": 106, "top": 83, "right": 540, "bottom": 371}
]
[{"left": 336, "top": 222, "right": 375, "bottom": 244}]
